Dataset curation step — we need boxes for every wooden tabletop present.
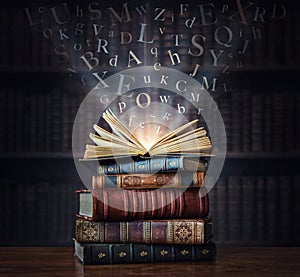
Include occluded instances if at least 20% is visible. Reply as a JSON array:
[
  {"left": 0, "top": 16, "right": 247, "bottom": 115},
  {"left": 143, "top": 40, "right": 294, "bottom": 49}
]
[{"left": 0, "top": 246, "right": 299, "bottom": 276}]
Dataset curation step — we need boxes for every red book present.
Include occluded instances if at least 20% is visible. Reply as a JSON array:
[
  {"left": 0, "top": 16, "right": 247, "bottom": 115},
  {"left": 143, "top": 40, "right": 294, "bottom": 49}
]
[{"left": 76, "top": 188, "right": 209, "bottom": 221}]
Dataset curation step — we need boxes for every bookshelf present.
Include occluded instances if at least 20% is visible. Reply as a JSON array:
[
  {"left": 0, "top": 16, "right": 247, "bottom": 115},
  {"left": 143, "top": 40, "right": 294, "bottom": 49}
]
[{"left": 0, "top": 0, "right": 299, "bottom": 247}]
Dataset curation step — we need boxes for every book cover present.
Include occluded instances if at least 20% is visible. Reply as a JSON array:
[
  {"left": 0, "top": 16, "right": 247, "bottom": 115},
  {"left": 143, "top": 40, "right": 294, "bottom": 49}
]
[
  {"left": 75, "top": 218, "right": 212, "bottom": 244},
  {"left": 91, "top": 172, "right": 204, "bottom": 189},
  {"left": 95, "top": 156, "right": 206, "bottom": 175},
  {"left": 74, "top": 239, "right": 216, "bottom": 265},
  {"left": 76, "top": 187, "right": 209, "bottom": 221}
]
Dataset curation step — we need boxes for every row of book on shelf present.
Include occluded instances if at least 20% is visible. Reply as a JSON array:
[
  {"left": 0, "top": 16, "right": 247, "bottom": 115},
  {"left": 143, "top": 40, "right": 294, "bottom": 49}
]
[
  {"left": 0, "top": 173, "right": 299, "bottom": 247},
  {"left": 219, "top": 90, "right": 300, "bottom": 152},
  {"left": 0, "top": 6, "right": 299, "bottom": 70},
  {"left": 0, "top": 89, "right": 300, "bottom": 152},
  {"left": 210, "top": 175, "right": 300, "bottom": 244},
  {"left": 0, "top": 180, "right": 77, "bottom": 245},
  {"left": 0, "top": 88, "right": 299, "bottom": 153}
]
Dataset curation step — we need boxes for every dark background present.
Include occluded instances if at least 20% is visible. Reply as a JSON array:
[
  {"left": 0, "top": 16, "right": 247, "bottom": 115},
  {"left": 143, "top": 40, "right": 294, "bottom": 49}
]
[{"left": 0, "top": 0, "right": 299, "bottom": 246}]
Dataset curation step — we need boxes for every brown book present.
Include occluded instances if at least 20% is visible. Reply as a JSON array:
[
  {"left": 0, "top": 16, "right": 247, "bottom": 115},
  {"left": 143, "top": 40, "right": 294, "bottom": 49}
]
[
  {"left": 76, "top": 187, "right": 209, "bottom": 221},
  {"left": 76, "top": 218, "right": 212, "bottom": 244},
  {"left": 92, "top": 172, "right": 204, "bottom": 189}
]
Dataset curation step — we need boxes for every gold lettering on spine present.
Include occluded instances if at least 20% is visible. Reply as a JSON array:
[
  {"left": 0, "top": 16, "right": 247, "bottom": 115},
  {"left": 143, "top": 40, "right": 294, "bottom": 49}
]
[
  {"left": 149, "top": 221, "right": 153, "bottom": 244},
  {"left": 191, "top": 222, "right": 195, "bottom": 244},
  {"left": 167, "top": 221, "right": 174, "bottom": 243},
  {"left": 144, "top": 222, "right": 151, "bottom": 243},
  {"left": 120, "top": 222, "right": 127, "bottom": 243},
  {"left": 196, "top": 221, "right": 204, "bottom": 244}
]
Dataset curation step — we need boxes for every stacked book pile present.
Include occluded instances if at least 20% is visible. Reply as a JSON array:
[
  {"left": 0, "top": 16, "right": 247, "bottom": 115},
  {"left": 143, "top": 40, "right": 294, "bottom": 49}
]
[{"left": 74, "top": 110, "right": 216, "bottom": 264}]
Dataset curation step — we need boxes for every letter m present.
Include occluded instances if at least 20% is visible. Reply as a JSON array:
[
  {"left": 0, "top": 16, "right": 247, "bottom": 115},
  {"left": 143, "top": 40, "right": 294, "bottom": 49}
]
[
  {"left": 107, "top": 2, "right": 133, "bottom": 26},
  {"left": 201, "top": 77, "right": 217, "bottom": 92}
]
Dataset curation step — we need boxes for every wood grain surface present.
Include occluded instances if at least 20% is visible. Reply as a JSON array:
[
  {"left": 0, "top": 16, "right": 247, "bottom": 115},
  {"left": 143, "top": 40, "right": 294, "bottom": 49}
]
[{"left": 0, "top": 246, "right": 299, "bottom": 276}]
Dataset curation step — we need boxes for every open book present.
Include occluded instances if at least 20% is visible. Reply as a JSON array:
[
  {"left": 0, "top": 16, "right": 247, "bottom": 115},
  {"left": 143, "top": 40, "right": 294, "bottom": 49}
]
[{"left": 83, "top": 109, "right": 212, "bottom": 159}]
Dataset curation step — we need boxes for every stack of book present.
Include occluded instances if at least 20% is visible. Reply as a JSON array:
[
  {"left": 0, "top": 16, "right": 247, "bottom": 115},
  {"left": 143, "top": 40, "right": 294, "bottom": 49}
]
[{"left": 74, "top": 110, "right": 216, "bottom": 264}]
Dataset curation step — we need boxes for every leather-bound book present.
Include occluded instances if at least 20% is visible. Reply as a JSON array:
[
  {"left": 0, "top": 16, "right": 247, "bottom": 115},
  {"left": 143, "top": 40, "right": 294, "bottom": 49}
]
[
  {"left": 75, "top": 218, "right": 213, "bottom": 244},
  {"left": 96, "top": 157, "right": 206, "bottom": 175},
  {"left": 74, "top": 239, "right": 217, "bottom": 265},
  {"left": 76, "top": 187, "right": 209, "bottom": 221},
  {"left": 92, "top": 172, "right": 204, "bottom": 189}
]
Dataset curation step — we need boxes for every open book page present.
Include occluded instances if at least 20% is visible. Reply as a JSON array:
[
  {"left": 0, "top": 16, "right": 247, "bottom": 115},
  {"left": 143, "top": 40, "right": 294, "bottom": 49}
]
[
  {"left": 103, "top": 110, "right": 146, "bottom": 151},
  {"left": 83, "top": 110, "right": 212, "bottom": 159}
]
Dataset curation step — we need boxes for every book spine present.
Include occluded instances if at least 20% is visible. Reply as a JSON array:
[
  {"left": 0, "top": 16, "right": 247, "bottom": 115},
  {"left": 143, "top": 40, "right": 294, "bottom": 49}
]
[
  {"left": 251, "top": 94, "right": 264, "bottom": 152},
  {"left": 92, "top": 172, "right": 204, "bottom": 189},
  {"left": 256, "top": 176, "right": 265, "bottom": 242},
  {"left": 7, "top": 89, "right": 15, "bottom": 152},
  {"left": 266, "top": 176, "right": 279, "bottom": 243},
  {"left": 75, "top": 218, "right": 212, "bottom": 244},
  {"left": 285, "top": 93, "right": 296, "bottom": 151},
  {"left": 242, "top": 176, "right": 256, "bottom": 242},
  {"left": 0, "top": 90, "right": 5, "bottom": 152},
  {"left": 272, "top": 94, "right": 285, "bottom": 152},
  {"left": 78, "top": 188, "right": 209, "bottom": 221},
  {"left": 231, "top": 90, "right": 243, "bottom": 152},
  {"left": 51, "top": 89, "right": 63, "bottom": 152},
  {"left": 218, "top": 96, "right": 232, "bottom": 151},
  {"left": 0, "top": 8, "right": 9, "bottom": 68},
  {"left": 242, "top": 90, "right": 251, "bottom": 152},
  {"left": 264, "top": 94, "right": 272, "bottom": 152},
  {"left": 228, "top": 176, "right": 242, "bottom": 242},
  {"left": 97, "top": 157, "right": 204, "bottom": 174},
  {"left": 279, "top": 175, "right": 293, "bottom": 243},
  {"left": 293, "top": 175, "right": 300, "bottom": 244},
  {"left": 214, "top": 177, "right": 228, "bottom": 242},
  {"left": 74, "top": 240, "right": 216, "bottom": 265}
]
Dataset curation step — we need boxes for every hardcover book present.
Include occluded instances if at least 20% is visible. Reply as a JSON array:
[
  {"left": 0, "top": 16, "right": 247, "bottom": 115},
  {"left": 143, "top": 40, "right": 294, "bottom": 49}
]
[
  {"left": 96, "top": 156, "right": 206, "bottom": 175},
  {"left": 82, "top": 109, "right": 212, "bottom": 159},
  {"left": 75, "top": 218, "right": 213, "bottom": 244},
  {"left": 76, "top": 187, "right": 209, "bottom": 221},
  {"left": 74, "top": 239, "right": 217, "bottom": 265},
  {"left": 91, "top": 172, "right": 204, "bottom": 189}
]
